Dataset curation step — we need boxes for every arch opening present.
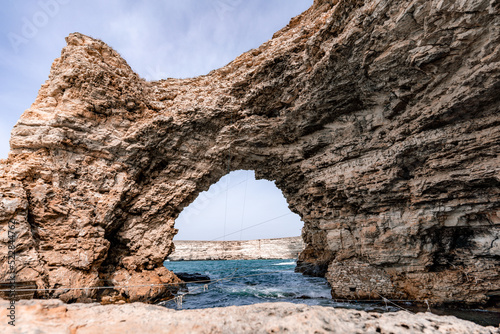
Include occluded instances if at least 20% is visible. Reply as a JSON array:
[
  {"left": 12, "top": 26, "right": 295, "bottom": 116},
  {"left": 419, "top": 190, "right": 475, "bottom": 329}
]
[
  {"left": 163, "top": 170, "right": 336, "bottom": 310},
  {"left": 169, "top": 170, "right": 304, "bottom": 262},
  {"left": 174, "top": 170, "right": 303, "bottom": 242}
]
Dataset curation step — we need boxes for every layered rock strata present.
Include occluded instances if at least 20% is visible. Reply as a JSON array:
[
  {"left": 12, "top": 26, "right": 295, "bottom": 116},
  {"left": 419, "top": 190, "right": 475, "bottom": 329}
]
[
  {"left": 168, "top": 237, "right": 304, "bottom": 261},
  {"left": 0, "top": 0, "right": 499, "bottom": 305},
  {"left": 0, "top": 299, "right": 498, "bottom": 334}
]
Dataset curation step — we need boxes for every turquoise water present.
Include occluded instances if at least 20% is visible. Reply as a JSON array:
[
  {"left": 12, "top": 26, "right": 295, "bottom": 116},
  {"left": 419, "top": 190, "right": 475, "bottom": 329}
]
[
  {"left": 162, "top": 259, "right": 500, "bottom": 327},
  {"left": 162, "top": 259, "right": 342, "bottom": 309}
]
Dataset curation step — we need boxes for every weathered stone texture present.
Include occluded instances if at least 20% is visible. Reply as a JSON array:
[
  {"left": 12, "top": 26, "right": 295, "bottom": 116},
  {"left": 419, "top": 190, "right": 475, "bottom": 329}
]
[
  {"left": 1, "top": 300, "right": 498, "bottom": 334},
  {"left": 168, "top": 237, "right": 304, "bottom": 261},
  {"left": 0, "top": 0, "right": 499, "bottom": 306}
]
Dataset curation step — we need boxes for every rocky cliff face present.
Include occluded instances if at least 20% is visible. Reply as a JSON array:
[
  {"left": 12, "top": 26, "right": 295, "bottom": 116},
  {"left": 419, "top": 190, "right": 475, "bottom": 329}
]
[
  {"left": 0, "top": 0, "right": 499, "bottom": 306},
  {"left": 168, "top": 237, "right": 304, "bottom": 261}
]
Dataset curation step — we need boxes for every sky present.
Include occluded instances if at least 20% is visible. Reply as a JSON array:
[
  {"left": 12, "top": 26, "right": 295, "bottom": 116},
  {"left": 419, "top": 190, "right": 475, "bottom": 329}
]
[
  {"left": 0, "top": 0, "right": 311, "bottom": 240},
  {"left": 175, "top": 170, "right": 303, "bottom": 241}
]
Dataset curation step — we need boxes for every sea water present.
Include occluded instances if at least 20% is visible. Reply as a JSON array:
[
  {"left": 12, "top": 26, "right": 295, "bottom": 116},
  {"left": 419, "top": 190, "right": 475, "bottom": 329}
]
[
  {"left": 163, "top": 259, "right": 340, "bottom": 309},
  {"left": 163, "top": 259, "right": 500, "bottom": 327}
]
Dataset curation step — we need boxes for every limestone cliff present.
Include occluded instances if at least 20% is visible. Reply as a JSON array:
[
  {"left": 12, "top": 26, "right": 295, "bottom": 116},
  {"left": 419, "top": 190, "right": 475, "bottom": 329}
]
[
  {"left": 1, "top": 300, "right": 497, "bottom": 333},
  {"left": 168, "top": 237, "right": 304, "bottom": 261},
  {"left": 0, "top": 0, "right": 499, "bottom": 306}
]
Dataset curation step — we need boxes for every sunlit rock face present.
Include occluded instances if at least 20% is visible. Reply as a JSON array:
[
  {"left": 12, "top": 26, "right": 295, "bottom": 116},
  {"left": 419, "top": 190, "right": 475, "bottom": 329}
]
[{"left": 0, "top": 0, "right": 499, "bottom": 305}]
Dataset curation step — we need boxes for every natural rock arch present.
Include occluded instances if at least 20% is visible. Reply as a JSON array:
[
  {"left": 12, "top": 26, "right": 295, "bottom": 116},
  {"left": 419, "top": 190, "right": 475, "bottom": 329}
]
[{"left": 1, "top": 0, "right": 499, "bottom": 306}]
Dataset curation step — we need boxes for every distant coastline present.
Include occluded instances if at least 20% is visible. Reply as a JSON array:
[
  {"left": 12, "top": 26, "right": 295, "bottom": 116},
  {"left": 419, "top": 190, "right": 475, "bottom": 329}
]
[{"left": 167, "top": 236, "right": 304, "bottom": 261}]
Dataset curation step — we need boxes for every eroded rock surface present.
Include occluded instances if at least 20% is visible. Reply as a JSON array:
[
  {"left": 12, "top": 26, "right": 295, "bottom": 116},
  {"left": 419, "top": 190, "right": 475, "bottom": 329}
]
[
  {"left": 0, "top": 0, "right": 499, "bottom": 305},
  {"left": 0, "top": 299, "right": 498, "bottom": 334}
]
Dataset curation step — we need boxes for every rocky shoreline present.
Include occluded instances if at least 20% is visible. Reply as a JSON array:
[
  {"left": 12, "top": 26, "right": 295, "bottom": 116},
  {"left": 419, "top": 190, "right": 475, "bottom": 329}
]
[
  {"left": 1, "top": 299, "right": 498, "bottom": 333},
  {"left": 168, "top": 237, "right": 304, "bottom": 261}
]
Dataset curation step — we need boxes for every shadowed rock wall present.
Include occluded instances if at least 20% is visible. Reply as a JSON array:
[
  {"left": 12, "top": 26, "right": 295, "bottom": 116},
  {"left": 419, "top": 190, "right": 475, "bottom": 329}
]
[{"left": 0, "top": 0, "right": 499, "bottom": 305}]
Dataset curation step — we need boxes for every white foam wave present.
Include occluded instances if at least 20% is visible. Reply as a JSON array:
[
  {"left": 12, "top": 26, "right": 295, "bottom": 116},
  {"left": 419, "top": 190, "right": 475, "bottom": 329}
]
[{"left": 273, "top": 261, "right": 296, "bottom": 266}]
